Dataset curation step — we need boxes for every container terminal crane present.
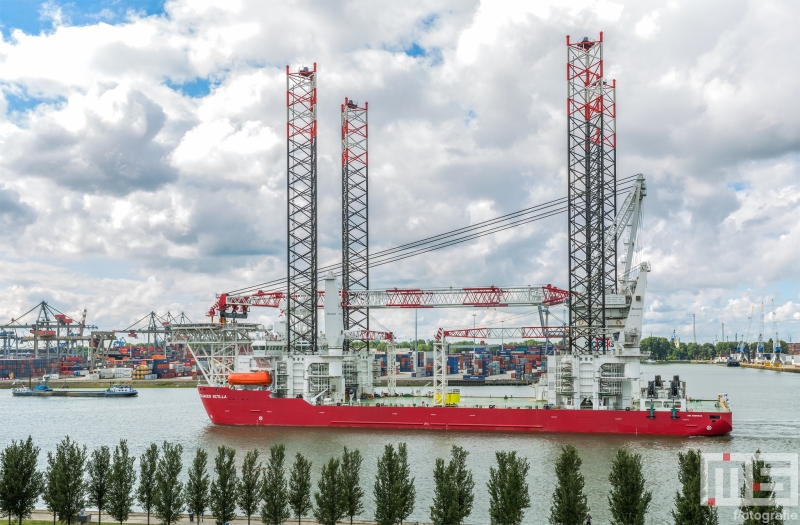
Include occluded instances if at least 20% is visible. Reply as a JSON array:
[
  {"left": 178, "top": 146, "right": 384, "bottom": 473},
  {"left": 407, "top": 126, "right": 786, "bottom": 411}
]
[{"left": 179, "top": 35, "right": 732, "bottom": 436}]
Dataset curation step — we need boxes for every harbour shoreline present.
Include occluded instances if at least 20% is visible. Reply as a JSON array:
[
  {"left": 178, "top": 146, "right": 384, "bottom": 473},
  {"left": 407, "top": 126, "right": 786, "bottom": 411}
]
[{"left": 0, "top": 377, "right": 201, "bottom": 389}]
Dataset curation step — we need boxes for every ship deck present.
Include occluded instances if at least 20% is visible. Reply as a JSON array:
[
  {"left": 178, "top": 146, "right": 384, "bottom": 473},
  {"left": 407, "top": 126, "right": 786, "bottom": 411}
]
[{"left": 355, "top": 393, "right": 729, "bottom": 412}]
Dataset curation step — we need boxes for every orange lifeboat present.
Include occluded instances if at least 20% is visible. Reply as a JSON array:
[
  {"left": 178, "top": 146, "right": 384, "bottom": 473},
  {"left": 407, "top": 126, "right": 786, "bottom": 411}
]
[{"left": 227, "top": 370, "right": 272, "bottom": 386}]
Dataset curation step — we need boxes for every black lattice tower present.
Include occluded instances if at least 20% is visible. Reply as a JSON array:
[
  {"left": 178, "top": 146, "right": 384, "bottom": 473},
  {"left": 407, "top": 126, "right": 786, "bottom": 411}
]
[
  {"left": 341, "top": 98, "right": 369, "bottom": 349},
  {"left": 286, "top": 64, "right": 318, "bottom": 354},
  {"left": 567, "top": 33, "right": 609, "bottom": 353},
  {"left": 602, "top": 79, "right": 617, "bottom": 293}
]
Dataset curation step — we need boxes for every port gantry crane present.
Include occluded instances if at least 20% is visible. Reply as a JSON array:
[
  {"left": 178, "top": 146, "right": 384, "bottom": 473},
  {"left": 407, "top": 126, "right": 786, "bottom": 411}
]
[
  {"left": 756, "top": 302, "right": 765, "bottom": 362},
  {"left": 771, "top": 299, "right": 782, "bottom": 364},
  {"left": 0, "top": 302, "right": 109, "bottom": 364},
  {"left": 736, "top": 305, "right": 754, "bottom": 362}
]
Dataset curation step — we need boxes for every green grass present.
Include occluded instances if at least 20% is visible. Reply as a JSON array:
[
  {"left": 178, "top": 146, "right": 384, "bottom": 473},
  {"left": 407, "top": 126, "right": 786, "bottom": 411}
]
[
  {"left": 22, "top": 521, "right": 141, "bottom": 525},
  {"left": 21, "top": 521, "right": 136, "bottom": 525}
]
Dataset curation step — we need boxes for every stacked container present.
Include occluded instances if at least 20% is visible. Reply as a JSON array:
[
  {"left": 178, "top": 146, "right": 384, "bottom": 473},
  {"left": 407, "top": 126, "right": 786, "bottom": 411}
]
[{"left": 0, "top": 358, "right": 59, "bottom": 380}]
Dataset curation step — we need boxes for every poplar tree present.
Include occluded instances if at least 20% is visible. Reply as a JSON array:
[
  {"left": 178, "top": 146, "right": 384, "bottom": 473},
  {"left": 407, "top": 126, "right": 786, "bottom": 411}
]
[
  {"left": 374, "top": 443, "right": 416, "bottom": 525},
  {"left": 107, "top": 440, "right": 137, "bottom": 525},
  {"left": 0, "top": 436, "right": 44, "bottom": 525},
  {"left": 430, "top": 446, "right": 474, "bottom": 525},
  {"left": 0, "top": 442, "right": 14, "bottom": 525},
  {"left": 137, "top": 444, "right": 159, "bottom": 525},
  {"left": 738, "top": 450, "right": 784, "bottom": 525},
  {"left": 185, "top": 449, "right": 210, "bottom": 524},
  {"left": 487, "top": 451, "right": 530, "bottom": 525},
  {"left": 260, "top": 445, "right": 289, "bottom": 525},
  {"left": 238, "top": 449, "right": 260, "bottom": 525},
  {"left": 209, "top": 446, "right": 238, "bottom": 525},
  {"left": 396, "top": 443, "right": 416, "bottom": 525},
  {"left": 87, "top": 446, "right": 111, "bottom": 525},
  {"left": 287, "top": 453, "right": 312, "bottom": 525},
  {"left": 152, "top": 442, "right": 184, "bottom": 525},
  {"left": 313, "top": 458, "right": 344, "bottom": 525},
  {"left": 44, "top": 437, "right": 87, "bottom": 525},
  {"left": 549, "top": 444, "right": 588, "bottom": 525},
  {"left": 374, "top": 445, "right": 397, "bottom": 525},
  {"left": 42, "top": 451, "right": 59, "bottom": 525},
  {"left": 607, "top": 448, "right": 651, "bottom": 525},
  {"left": 672, "top": 449, "right": 718, "bottom": 525},
  {"left": 340, "top": 447, "right": 364, "bottom": 525}
]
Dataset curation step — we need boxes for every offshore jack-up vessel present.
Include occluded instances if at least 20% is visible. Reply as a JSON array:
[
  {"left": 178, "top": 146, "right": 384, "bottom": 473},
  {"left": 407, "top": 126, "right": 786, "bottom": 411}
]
[{"left": 187, "top": 175, "right": 732, "bottom": 436}]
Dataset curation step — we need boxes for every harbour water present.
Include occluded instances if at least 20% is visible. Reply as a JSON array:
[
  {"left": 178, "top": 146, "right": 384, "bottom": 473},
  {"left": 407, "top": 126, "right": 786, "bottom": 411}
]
[{"left": 2, "top": 363, "right": 798, "bottom": 524}]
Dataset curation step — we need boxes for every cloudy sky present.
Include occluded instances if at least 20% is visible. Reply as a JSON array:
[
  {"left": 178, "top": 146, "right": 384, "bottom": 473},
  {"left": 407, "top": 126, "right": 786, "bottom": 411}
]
[{"left": 0, "top": 0, "right": 797, "bottom": 344}]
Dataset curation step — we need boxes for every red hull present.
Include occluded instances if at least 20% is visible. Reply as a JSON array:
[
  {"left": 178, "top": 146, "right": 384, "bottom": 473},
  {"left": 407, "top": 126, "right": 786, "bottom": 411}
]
[{"left": 198, "top": 386, "right": 732, "bottom": 436}]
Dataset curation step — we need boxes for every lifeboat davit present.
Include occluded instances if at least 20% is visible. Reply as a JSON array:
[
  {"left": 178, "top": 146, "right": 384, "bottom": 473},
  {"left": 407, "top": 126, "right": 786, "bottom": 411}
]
[{"left": 227, "top": 371, "right": 272, "bottom": 386}]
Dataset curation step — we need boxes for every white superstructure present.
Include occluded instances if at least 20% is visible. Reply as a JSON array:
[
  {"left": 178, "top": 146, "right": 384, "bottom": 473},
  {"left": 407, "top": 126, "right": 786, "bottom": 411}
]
[{"left": 527, "top": 175, "right": 679, "bottom": 411}]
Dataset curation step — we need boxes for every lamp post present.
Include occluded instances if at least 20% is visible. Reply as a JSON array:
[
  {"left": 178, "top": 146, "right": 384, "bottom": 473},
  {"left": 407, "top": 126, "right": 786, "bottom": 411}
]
[
  {"left": 472, "top": 314, "right": 476, "bottom": 345},
  {"left": 414, "top": 309, "right": 418, "bottom": 374},
  {"left": 501, "top": 320, "right": 504, "bottom": 355}
]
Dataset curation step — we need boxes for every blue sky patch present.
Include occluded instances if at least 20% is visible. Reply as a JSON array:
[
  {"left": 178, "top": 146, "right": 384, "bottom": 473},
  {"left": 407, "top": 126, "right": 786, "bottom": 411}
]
[
  {"left": 0, "top": 0, "right": 165, "bottom": 39},
  {"left": 3, "top": 90, "right": 66, "bottom": 114},
  {"left": 404, "top": 42, "right": 443, "bottom": 65},
  {"left": 405, "top": 42, "right": 426, "bottom": 58},
  {"left": 420, "top": 14, "right": 438, "bottom": 30},
  {"left": 166, "top": 78, "right": 212, "bottom": 98},
  {"left": 727, "top": 181, "right": 747, "bottom": 191}
]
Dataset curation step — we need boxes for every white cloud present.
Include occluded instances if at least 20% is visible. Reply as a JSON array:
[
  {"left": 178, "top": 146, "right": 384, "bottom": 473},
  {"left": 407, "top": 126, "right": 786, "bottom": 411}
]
[
  {"left": 635, "top": 11, "right": 660, "bottom": 38},
  {"left": 0, "top": 0, "right": 797, "bottom": 344}
]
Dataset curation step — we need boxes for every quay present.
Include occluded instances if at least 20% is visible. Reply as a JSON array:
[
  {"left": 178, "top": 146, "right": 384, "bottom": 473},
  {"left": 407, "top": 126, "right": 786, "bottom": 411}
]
[
  {"left": 27, "top": 510, "right": 444, "bottom": 525},
  {"left": 739, "top": 362, "right": 800, "bottom": 373}
]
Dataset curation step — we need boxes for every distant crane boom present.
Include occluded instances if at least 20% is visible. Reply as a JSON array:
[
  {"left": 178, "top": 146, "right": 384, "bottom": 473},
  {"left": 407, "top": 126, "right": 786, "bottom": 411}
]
[
  {"left": 436, "top": 326, "right": 569, "bottom": 341},
  {"left": 210, "top": 285, "right": 569, "bottom": 319}
]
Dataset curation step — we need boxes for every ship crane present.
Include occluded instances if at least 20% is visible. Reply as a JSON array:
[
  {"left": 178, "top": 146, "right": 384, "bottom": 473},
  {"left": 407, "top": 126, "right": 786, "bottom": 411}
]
[
  {"left": 427, "top": 175, "right": 648, "bottom": 407},
  {"left": 209, "top": 284, "right": 570, "bottom": 320}
]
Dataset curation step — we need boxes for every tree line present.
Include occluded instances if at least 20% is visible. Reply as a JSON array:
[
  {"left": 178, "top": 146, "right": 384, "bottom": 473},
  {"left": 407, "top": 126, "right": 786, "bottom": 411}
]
[
  {"left": 0, "top": 437, "right": 787, "bottom": 525},
  {"left": 640, "top": 336, "right": 790, "bottom": 362}
]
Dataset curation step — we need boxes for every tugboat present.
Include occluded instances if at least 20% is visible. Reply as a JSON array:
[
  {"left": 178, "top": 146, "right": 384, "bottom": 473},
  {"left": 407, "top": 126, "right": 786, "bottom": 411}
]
[
  {"left": 726, "top": 356, "right": 741, "bottom": 367},
  {"left": 11, "top": 381, "right": 53, "bottom": 397},
  {"left": 104, "top": 384, "right": 138, "bottom": 397}
]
